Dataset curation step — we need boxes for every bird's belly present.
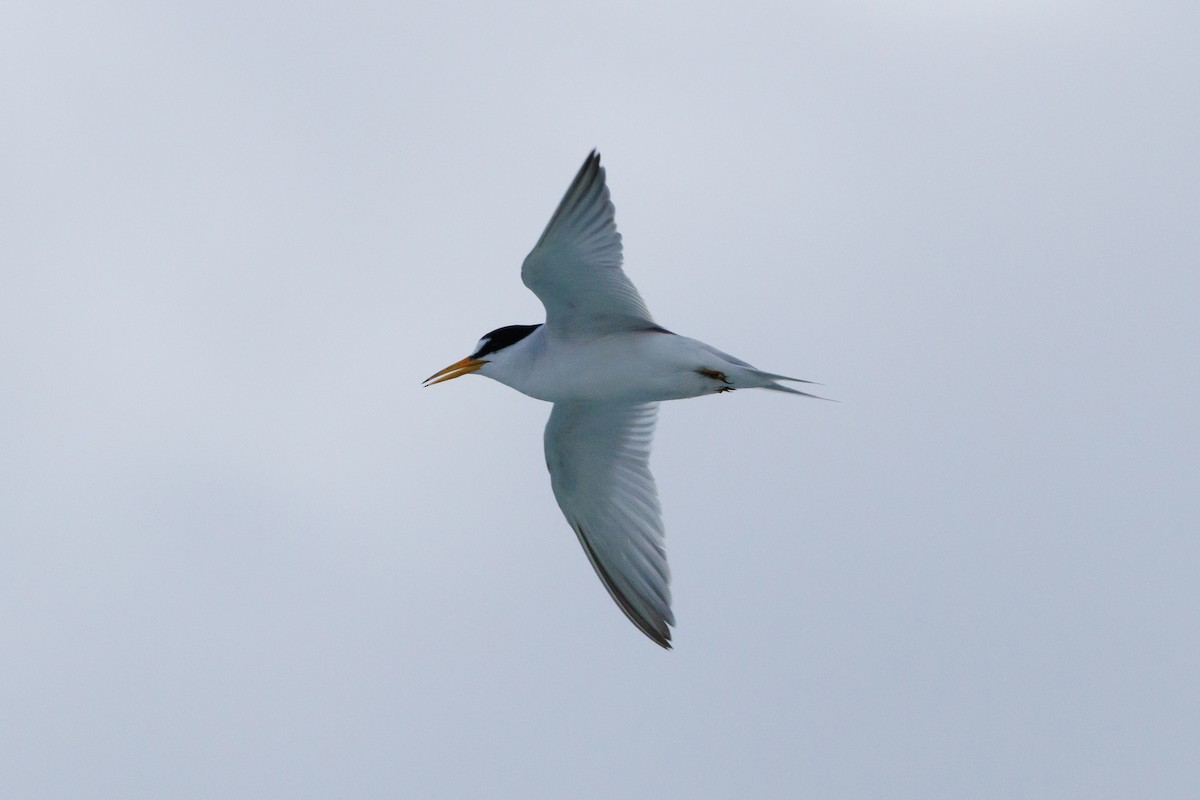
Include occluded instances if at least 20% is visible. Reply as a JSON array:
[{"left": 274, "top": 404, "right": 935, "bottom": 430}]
[{"left": 518, "top": 334, "right": 717, "bottom": 403}]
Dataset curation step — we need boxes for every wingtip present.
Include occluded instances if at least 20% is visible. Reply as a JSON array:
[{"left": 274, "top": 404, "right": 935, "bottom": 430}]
[
  {"left": 575, "top": 523, "right": 675, "bottom": 650},
  {"left": 584, "top": 149, "right": 603, "bottom": 175},
  {"left": 635, "top": 618, "right": 674, "bottom": 650}
]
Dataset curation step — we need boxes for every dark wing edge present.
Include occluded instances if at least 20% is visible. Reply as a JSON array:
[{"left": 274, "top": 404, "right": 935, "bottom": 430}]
[
  {"left": 533, "top": 150, "right": 621, "bottom": 266},
  {"left": 521, "top": 152, "right": 656, "bottom": 336},
  {"left": 574, "top": 523, "right": 672, "bottom": 649}
]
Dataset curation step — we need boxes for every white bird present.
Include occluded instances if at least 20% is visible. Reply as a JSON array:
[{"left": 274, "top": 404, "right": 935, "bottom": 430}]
[{"left": 425, "top": 151, "right": 817, "bottom": 648}]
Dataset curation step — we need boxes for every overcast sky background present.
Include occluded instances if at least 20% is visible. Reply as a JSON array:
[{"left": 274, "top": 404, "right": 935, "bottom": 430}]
[{"left": 3, "top": 1, "right": 1198, "bottom": 797}]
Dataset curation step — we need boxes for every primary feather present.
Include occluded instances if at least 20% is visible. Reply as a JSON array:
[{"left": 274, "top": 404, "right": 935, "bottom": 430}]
[{"left": 521, "top": 151, "right": 657, "bottom": 339}]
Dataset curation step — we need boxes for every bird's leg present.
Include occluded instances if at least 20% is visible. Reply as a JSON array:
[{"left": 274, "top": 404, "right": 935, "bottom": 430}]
[{"left": 697, "top": 368, "right": 735, "bottom": 393}]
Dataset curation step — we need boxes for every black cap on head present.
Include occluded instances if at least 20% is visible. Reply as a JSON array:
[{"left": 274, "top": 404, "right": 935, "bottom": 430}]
[{"left": 471, "top": 324, "right": 541, "bottom": 358}]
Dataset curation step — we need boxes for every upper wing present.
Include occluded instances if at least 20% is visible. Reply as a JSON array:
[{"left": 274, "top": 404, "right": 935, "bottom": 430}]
[
  {"left": 521, "top": 151, "right": 657, "bottom": 339},
  {"left": 543, "top": 401, "right": 674, "bottom": 648}
]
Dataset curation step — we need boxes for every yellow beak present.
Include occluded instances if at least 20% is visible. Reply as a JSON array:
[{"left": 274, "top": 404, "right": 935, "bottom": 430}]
[{"left": 423, "top": 356, "right": 485, "bottom": 386}]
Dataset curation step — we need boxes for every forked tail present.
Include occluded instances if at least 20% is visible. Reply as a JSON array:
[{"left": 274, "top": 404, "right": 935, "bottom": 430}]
[{"left": 743, "top": 368, "right": 825, "bottom": 398}]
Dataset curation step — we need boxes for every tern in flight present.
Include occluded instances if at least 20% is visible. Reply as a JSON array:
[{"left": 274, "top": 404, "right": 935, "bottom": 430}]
[{"left": 425, "top": 151, "right": 817, "bottom": 648}]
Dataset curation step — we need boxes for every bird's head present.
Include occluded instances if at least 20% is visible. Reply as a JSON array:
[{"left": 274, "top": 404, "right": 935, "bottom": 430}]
[{"left": 423, "top": 324, "right": 542, "bottom": 387}]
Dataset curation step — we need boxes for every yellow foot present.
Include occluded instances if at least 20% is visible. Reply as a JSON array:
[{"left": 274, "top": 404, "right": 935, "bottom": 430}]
[{"left": 697, "top": 368, "right": 735, "bottom": 392}]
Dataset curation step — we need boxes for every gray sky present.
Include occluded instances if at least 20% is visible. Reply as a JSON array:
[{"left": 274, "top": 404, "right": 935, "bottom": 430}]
[{"left": 3, "top": 1, "right": 1198, "bottom": 797}]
